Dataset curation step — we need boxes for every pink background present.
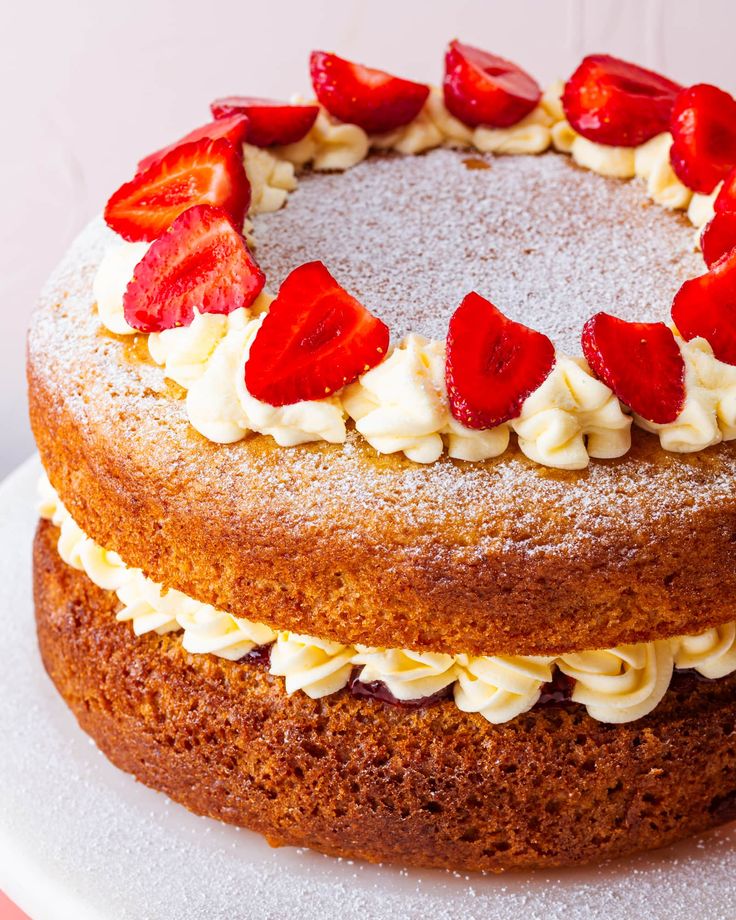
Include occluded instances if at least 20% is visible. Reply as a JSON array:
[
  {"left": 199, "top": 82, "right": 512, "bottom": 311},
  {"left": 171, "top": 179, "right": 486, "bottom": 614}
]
[
  {"left": 1, "top": 0, "right": 734, "bottom": 914},
  {"left": 2, "top": 0, "right": 735, "bottom": 483}
]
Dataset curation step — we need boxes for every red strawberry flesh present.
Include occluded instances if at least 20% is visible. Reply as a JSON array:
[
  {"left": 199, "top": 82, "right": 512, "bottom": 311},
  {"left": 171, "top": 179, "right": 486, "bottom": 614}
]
[
  {"left": 136, "top": 114, "right": 249, "bottom": 173},
  {"left": 310, "top": 51, "right": 429, "bottom": 134},
  {"left": 245, "top": 260, "right": 389, "bottom": 405},
  {"left": 210, "top": 97, "right": 319, "bottom": 147},
  {"left": 715, "top": 165, "right": 736, "bottom": 212},
  {"left": 701, "top": 212, "right": 736, "bottom": 268},
  {"left": 105, "top": 137, "right": 251, "bottom": 243},
  {"left": 672, "top": 247, "right": 736, "bottom": 365},
  {"left": 122, "top": 204, "right": 265, "bottom": 333},
  {"left": 563, "top": 54, "right": 681, "bottom": 147},
  {"left": 443, "top": 40, "right": 541, "bottom": 128},
  {"left": 670, "top": 84, "right": 736, "bottom": 194},
  {"left": 581, "top": 313, "right": 685, "bottom": 423},
  {"left": 445, "top": 292, "right": 555, "bottom": 429}
]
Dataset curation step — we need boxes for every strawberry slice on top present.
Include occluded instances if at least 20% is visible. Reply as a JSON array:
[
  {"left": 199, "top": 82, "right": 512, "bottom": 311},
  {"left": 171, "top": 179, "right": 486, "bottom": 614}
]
[
  {"left": 122, "top": 204, "right": 265, "bottom": 334},
  {"left": 309, "top": 51, "right": 429, "bottom": 135},
  {"left": 581, "top": 314, "right": 685, "bottom": 424},
  {"left": 671, "top": 247, "right": 736, "bottom": 365},
  {"left": 714, "top": 165, "right": 736, "bottom": 213},
  {"left": 445, "top": 292, "right": 555, "bottom": 430},
  {"left": 670, "top": 84, "right": 736, "bottom": 194},
  {"left": 105, "top": 137, "right": 251, "bottom": 243},
  {"left": 700, "top": 212, "right": 736, "bottom": 268},
  {"left": 443, "top": 41, "right": 541, "bottom": 129},
  {"left": 698, "top": 166, "right": 736, "bottom": 266},
  {"left": 136, "top": 114, "right": 249, "bottom": 174},
  {"left": 245, "top": 261, "right": 389, "bottom": 406},
  {"left": 210, "top": 97, "right": 319, "bottom": 147},
  {"left": 562, "top": 54, "right": 681, "bottom": 147}
]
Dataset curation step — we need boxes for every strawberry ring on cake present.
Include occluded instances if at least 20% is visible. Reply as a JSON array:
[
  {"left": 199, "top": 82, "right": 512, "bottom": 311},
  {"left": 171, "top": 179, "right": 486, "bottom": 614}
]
[{"left": 28, "top": 43, "right": 736, "bottom": 871}]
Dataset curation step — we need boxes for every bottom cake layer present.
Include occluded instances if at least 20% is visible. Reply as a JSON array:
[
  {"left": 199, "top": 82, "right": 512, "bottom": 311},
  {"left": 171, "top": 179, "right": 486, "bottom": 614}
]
[{"left": 34, "top": 519, "right": 736, "bottom": 872}]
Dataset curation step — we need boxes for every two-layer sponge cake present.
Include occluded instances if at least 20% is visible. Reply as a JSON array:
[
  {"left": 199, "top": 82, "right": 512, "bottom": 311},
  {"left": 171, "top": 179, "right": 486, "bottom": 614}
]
[{"left": 28, "top": 44, "right": 736, "bottom": 871}]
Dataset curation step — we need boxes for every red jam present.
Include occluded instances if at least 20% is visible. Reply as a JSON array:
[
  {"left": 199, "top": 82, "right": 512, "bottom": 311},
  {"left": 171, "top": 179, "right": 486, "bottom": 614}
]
[
  {"left": 538, "top": 669, "right": 576, "bottom": 705},
  {"left": 348, "top": 667, "right": 453, "bottom": 708}
]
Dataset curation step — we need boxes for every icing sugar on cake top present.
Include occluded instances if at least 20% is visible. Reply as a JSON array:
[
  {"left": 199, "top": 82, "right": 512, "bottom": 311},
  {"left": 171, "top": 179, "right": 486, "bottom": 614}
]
[{"left": 254, "top": 148, "right": 704, "bottom": 354}]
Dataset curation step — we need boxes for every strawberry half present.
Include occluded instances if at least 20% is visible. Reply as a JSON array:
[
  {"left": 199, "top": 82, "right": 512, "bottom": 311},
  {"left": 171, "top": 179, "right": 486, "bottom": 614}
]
[
  {"left": 443, "top": 40, "right": 541, "bottom": 128},
  {"left": 562, "top": 54, "right": 681, "bottom": 147},
  {"left": 210, "top": 97, "right": 319, "bottom": 147},
  {"left": 122, "top": 204, "right": 265, "bottom": 333},
  {"left": 309, "top": 51, "right": 429, "bottom": 135},
  {"left": 581, "top": 314, "right": 685, "bottom": 424},
  {"left": 670, "top": 84, "right": 736, "bottom": 194},
  {"left": 136, "top": 114, "right": 249, "bottom": 173},
  {"left": 105, "top": 137, "right": 250, "bottom": 243},
  {"left": 445, "top": 292, "right": 555, "bottom": 429},
  {"left": 245, "top": 261, "right": 389, "bottom": 406},
  {"left": 700, "top": 212, "right": 736, "bottom": 268},
  {"left": 715, "top": 165, "right": 736, "bottom": 212},
  {"left": 671, "top": 247, "right": 736, "bottom": 365}
]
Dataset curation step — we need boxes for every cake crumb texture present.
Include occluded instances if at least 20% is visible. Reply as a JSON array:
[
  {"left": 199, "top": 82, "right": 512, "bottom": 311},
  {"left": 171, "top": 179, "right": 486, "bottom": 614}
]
[{"left": 34, "top": 520, "right": 736, "bottom": 872}]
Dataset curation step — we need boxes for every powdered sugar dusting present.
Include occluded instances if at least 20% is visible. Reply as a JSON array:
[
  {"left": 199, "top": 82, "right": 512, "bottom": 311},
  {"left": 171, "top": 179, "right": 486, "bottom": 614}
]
[
  {"left": 254, "top": 149, "right": 704, "bottom": 353},
  {"left": 28, "top": 205, "right": 735, "bottom": 569}
]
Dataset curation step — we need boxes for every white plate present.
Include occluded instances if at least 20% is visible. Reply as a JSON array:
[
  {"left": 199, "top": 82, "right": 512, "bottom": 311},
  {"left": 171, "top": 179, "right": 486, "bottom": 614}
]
[{"left": 2, "top": 456, "right": 736, "bottom": 920}]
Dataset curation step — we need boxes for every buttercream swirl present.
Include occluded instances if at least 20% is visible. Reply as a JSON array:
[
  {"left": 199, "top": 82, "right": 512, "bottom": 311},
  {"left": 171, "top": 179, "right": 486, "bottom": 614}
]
[
  {"left": 342, "top": 335, "right": 508, "bottom": 464},
  {"left": 511, "top": 356, "right": 631, "bottom": 469},
  {"left": 176, "top": 606, "right": 276, "bottom": 661},
  {"left": 148, "top": 309, "right": 240, "bottom": 388},
  {"left": 243, "top": 144, "right": 297, "bottom": 215},
  {"left": 454, "top": 655, "right": 554, "bottom": 723},
  {"left": 186, "top": 312, "right": 346, "bottom": 446},
  {"left": 276, "top": 108, "right": 370, "bottom": 172},
  {"left": 37, "top": 476, "right": 736, "bottom": 725},
  {"left": 351, "top": 647, "right": 458, "bottom": 700},
  {"left": 636, "top": 336, "right": 736, "bottom": 451},
  {"left": 94, "top": 241, "right": 149, "bottom": 335},
  {"left": 673, "top": 624, "right": 736, "bottom": 679},
  {"left": 268, "top": 632, "right": 354, "bottom": 698},
  {"left": 558, "top": 641, "right": 674, "bottom": 723}
]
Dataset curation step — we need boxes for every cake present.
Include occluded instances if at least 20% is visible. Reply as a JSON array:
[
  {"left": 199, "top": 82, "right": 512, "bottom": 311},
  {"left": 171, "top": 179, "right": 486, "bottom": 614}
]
[{"left": 27, "top": 44, "right": 736, "bottom": 871}]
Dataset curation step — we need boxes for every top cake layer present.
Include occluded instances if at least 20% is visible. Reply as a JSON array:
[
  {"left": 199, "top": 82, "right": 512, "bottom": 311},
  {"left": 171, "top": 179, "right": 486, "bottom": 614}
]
[
  {"left": 254, "top": 149, "right": 704, "bottom": 353},
  {"left": 27, "top": 147, "right": 736, "bottom": 656}
]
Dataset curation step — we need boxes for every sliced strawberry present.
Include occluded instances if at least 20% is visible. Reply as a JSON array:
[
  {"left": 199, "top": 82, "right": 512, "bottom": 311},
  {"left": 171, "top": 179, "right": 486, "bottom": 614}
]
[
  {"left": 563, "top": 55, "right": 681, "bottom": 147},
  {"left": 245, "top": 261, "right": 389, "bottom": 406},
  {"left": 309, "top": 51, "right": 429, "bottom": 135},
  {"left": 443, "top": 41, "right": 541, "bottom": 128},
  {"left": 445, "top": 292, "right": 555, "bottom": 429},
  {"left": 581, "top": 314, "right": 685, "bottom": 423},
  {"left": 105, "top": 138, "right": 250, "bottom": 243},
  {"left": 136, "top": 114, "right": 249, "bottom": 173},
  {"left": 210, "top": 97, "right": 319, "bottom": 147},
  {"left": 122, "top": 204, "right": 265, "bottom": 333},
  {"left": 700, "top": 212, "right": 736, "bottom": 268},
  {"left": 671, "top": 247, "right": 736, "bottom": 365},
  {"left": 715, "top": 165, "right": 736, "bottom": 212},
  {"left": 670, "top": 84, "right": 736, "bottom": 194}
]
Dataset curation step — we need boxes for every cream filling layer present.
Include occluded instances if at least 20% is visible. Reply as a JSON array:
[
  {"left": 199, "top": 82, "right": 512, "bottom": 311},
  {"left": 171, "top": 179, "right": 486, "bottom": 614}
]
[{"left": 40, "top": 476, "right": 736, "bottom": 725}]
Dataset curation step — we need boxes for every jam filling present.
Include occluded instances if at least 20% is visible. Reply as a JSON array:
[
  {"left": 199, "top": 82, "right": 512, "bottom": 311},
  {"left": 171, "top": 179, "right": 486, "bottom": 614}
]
[
  {"left": 244, "top": 642, "right": 273, "bottom": 667},
  {"left": 348, "top": 666, "right": 454, "bottom": 708},
  {"left": 538, "top": 669, "right": 576, "bottom": 705},
  {"left": 243, "top": 647, "right": 711, "bottom": 712}
]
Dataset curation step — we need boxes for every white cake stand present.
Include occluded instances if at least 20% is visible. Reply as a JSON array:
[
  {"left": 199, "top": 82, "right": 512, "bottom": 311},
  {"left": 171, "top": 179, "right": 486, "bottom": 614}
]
[{"left": 2, "top": 456, "right": 735, "bottom": 920}]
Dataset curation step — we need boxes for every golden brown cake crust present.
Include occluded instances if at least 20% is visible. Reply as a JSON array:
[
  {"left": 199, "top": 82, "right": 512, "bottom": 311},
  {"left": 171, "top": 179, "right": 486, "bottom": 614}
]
[
  {"left": 27, "top": 166, "right": 736, "bottom": 657},
  {"left": 34, "top": 519, "right": 736, "bottom": 871}
]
